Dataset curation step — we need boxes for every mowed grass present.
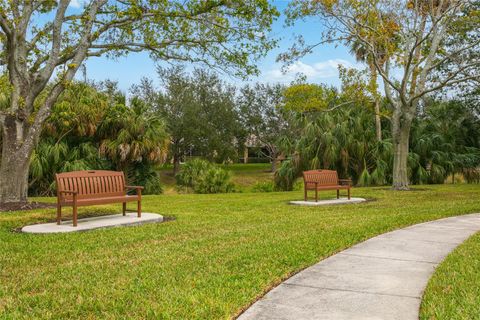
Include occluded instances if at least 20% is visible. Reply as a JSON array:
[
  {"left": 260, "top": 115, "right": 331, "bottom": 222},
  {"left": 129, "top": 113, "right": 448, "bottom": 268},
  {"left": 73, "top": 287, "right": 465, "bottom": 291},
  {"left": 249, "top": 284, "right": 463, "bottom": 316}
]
[
  {"left": 420, "top": 231, "right": 480, "bottom": 320},
  {"left": 220, "top": 163, "right": 273, "bottom": 191},
  {"left": 0, "top": 184, "right": 480, "bottom": 319}
]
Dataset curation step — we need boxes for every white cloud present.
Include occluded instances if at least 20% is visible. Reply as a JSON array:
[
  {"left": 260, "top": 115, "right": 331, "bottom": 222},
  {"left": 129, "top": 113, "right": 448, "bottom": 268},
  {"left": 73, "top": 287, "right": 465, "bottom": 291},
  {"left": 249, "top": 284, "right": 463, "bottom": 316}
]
[
  {"left": 263, "top": 59, "right": 360, "bottom": 84},
  {"left": 69, "top": 0, "right": 83, "bottom": 8}
]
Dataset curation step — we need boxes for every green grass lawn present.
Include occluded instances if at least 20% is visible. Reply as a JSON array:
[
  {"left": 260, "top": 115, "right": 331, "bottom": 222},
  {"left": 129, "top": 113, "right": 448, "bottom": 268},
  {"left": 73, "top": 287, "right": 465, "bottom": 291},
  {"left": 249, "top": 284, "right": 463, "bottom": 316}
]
[
  {"left": 220, "top": 163, "right": 273, "bottom": 191},
  {"left": 1, "top": 184, "right": 480, "bottom": 319},
  {"left": 420, "top": 231, "right": 480, "bottom": 320}
]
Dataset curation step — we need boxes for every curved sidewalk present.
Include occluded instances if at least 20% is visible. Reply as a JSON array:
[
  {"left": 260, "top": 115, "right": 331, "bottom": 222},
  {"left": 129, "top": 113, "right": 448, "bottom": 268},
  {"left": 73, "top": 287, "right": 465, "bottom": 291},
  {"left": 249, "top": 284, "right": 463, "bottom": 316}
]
[{"left": 239, "top": 213, "right": 480, "bottom": 320}]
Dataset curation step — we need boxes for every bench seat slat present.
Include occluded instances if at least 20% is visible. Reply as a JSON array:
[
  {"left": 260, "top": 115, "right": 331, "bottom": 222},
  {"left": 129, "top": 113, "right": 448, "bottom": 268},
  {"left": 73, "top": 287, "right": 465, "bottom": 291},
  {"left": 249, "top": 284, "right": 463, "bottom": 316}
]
[
  {"left": 60, "top": 195, "right": 139, "bottom": 206},
  {"left": 305, "top": 184, "right": 350, "bottom": 190}
]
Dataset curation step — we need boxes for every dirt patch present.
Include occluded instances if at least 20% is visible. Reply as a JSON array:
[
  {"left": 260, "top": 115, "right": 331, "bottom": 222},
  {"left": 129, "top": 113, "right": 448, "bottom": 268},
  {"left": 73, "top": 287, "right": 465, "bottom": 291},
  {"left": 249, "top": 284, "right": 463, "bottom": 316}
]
[{"left": 0, "top": 202, "right": 56, "bottom": 212}]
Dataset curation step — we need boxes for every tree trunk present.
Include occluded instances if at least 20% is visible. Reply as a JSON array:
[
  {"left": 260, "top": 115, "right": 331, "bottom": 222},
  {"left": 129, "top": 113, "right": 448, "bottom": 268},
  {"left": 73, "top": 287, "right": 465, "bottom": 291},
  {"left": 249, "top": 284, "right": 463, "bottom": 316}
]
[
  {"left": 270, "top": 152, "right": 277, "bottom": 173},
  {"left": 374, "top": 98, "right": 382, "bottom": 142},
  {"left": 173, "top": 154, "right": 181, "bottom": 175},
  {"left": 392, "top": 113, "right": 412, "bottom": 190},
  {"left": 369, "top": 63, "right": 382, "bottom": 142},
  {"left": 0, "top": 116, "right": 33, "bottom": 203}
]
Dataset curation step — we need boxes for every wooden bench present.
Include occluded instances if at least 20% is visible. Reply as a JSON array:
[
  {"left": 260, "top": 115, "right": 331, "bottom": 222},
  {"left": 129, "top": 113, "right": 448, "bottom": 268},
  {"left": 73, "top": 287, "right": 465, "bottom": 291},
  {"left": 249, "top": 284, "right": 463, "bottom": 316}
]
[
  {"left": 56, "top": 170, "right": 143, "bottom": 227},
  {"left": 302, "top": 170, "right": 352, "bottom": 202}
]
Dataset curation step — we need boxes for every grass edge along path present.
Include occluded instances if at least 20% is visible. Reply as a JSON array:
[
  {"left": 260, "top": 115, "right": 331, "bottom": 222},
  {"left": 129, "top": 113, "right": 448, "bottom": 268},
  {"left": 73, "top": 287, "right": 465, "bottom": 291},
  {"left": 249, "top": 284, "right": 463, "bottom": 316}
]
[
  {"left": 0, "top": 184, "right": 479, "bottom": 319},
  {"left": 420, "top": 231, "right": 480, "bottom": 320}
]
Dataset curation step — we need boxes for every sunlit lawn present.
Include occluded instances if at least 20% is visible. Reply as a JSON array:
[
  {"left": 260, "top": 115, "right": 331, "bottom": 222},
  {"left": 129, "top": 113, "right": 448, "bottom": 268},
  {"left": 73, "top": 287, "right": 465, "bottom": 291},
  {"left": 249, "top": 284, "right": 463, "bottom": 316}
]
[
  {"left": 221, "top": 163, "right": 273, "bottom": 191},
  {"left": 1, "top": 184, "right": 479, "bottom": 319},
  {"left": 420, "top": 231, "right": 480, "bottom": 320}
]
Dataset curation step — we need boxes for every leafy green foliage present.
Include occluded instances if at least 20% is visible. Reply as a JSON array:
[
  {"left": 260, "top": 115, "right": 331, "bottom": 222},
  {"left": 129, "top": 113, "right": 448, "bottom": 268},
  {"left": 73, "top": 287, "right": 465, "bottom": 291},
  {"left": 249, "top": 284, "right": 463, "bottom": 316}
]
[
  {"left": 274, "top": 158, "right": 301, "bottom": 191},
  {"left": 275, "top": 82, "right": 480, "bottom": 190},
  {"left": 98, "top": 99, "right": 169, "bottom": 171},
  {"left": 0, "top": 0, "right": 279, "bottom": 203},
  {"left": 130, "top": 164, "right": 164, "bottom": 195},
  {"left": 29, "top": 139, "right": 107, "bottom": 195},
  {"left": 409, "top": 100, "right": 480, "bottom": 184},
  {"left": 238, "top": 83, "right": 296, "bottom": 171},
  {"left": 283, "top": 83, "right": 340, "bottom": 112},
  {"left": 132, "top": 67, "right": 244, "bottom": 173},
  {"left": 28, "top": 81, "right": 167, "bottom": 196},
  {"left": 251, "top": 181, "right": 275, "bottom": 193},
  {"left": 282, "top": 0, "right": 480, "bottom": 190},
  {"left": 176, "top": 159, "right": 234, "bottom": 194}
]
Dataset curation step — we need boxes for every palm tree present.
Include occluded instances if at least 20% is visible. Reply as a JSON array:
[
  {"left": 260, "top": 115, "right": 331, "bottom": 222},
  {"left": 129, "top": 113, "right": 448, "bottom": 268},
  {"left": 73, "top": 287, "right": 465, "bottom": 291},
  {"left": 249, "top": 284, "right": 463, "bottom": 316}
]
[
  {"left": 275, "top": 103, "right": 392, "bottom": 190},
  {"left": 409, "top": 100, "right": 480, "bottom": 184},
  {"left": 348, "top": 39, "right": 383, "bottom": 142},
  {"left": 97, "top": 99, "right": 169, "bottom": 177},
  {"left": 30, "top": 139, "right": 104, "bottom": 195}
]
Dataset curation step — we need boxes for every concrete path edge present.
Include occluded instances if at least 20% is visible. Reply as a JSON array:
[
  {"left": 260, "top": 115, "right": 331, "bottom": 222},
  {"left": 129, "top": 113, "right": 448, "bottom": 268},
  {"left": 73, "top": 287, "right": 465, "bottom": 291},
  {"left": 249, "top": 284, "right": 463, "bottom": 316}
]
[{"left": 238, "top": 213, "right": 480, "bottom": 320}]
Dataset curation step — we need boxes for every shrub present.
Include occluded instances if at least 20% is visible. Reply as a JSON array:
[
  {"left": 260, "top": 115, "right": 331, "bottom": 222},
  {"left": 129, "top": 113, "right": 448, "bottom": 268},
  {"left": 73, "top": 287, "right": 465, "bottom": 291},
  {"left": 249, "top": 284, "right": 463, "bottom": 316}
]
[
  {"left": 292, "top": 180, "right": 303, "bottom": 191},
  {"left": 251, "top": 181, "right": 275, "bottom": 192},
  {"left": 176, "top": 159, "right": 234, "bottom": 194},
  {"left": 357, "top": 168, "right": 371, "bottom": 187},
  {"left": 463, "top": 168, "right": 480, "bottom": 184},
  {"left": 144, "top": 178, "right": 164, "bottom": 195},
  {"left": 126, "top": 164, "right": 164, "bottom": 195},
  {"left": 274, "top": 159, "right": 299, "bottom": 191}
]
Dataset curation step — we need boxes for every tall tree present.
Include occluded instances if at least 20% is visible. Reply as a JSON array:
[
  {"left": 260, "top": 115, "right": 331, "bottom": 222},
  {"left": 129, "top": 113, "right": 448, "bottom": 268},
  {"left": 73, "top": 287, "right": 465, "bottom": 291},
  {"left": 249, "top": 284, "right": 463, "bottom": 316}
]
[
  {"left": 237, "top": 83, "right": 293, "bottom": 172},
  {"left": 348, "top": 39, "right": 383, "bottom": 141},
  {"left": 190, "top": 68, "right": 242, "bottom": 162},
  {"left": 0, "top": 0, "right": 278, "bottom": 203},
  {"left": 133, "top": 67, "right": 243, "bottom": 175},
  {"left": 284, "top": 0, "right": 480, "bottom": 189}
]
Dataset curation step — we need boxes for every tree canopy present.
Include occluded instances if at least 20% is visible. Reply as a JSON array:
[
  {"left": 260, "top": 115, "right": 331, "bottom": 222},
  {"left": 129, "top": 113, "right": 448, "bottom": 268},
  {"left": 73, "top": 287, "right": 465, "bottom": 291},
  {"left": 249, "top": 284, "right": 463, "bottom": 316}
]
[
  {"left": 283, "top": 0, "right": 480, "bottom": 189},
  {"left": 0, "top": 0, "right": 279, "bottom": 203}
]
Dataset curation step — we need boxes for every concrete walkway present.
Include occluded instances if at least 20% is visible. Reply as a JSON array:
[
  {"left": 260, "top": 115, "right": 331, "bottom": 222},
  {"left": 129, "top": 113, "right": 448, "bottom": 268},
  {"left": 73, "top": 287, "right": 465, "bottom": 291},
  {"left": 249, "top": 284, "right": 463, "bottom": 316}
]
[{"left": 239, "top": 213, "right": 480, "bottom": 320}]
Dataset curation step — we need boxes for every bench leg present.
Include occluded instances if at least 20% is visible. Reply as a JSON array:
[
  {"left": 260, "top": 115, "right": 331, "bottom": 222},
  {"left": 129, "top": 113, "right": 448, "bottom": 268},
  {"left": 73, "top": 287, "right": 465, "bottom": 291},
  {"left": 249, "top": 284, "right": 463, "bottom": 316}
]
[
  {"left": 348, "top": 188, "right": 351, "bottom": 200},
  {"left": 336, "top": 189, "right": 340, "bottom": 199},
  {"left": 137, "top": 189, "right": 142, "bottom": 218},
  {"left": 72, "top": 194, "right": 78, "bottom": 227},
  {"left": 315, "top": 188, "right": 318, "bottom": 202},
  {"left": 73, "top": 204, "right": 78, "bottom": 227},
  {"left": 57, "top": 204, "right": 62, "bottom": 225},
  {"left": 122, "top": 202, "right": 126, "bottom": 216},
  {"left": 304, "top": 187, "right": 307, "bottom": 201}
]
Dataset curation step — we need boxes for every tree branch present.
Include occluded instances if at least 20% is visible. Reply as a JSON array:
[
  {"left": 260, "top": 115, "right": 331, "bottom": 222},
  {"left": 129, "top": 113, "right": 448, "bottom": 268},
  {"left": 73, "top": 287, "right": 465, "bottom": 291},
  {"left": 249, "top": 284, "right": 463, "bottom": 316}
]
[{"left": 0, "top": 12, "right": 12, "bottom": 37}]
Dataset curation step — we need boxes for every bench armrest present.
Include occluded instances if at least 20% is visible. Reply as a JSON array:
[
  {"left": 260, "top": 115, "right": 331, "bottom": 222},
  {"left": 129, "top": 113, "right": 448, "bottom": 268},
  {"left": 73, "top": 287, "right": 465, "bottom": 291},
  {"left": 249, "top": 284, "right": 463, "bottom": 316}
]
[
  {"left": 125, "top": 185, "right": 144, "bottom": 190},
  {"left": 338, "top": 179, "right": 352, "bottom": 186}
]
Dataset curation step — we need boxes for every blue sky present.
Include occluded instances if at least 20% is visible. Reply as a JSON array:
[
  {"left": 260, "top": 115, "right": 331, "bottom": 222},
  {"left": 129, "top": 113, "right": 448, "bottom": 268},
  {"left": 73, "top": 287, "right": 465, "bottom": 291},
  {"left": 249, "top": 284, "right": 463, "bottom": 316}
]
[{"left": 83, "top": 2, "right": 360, "bottom": 92}]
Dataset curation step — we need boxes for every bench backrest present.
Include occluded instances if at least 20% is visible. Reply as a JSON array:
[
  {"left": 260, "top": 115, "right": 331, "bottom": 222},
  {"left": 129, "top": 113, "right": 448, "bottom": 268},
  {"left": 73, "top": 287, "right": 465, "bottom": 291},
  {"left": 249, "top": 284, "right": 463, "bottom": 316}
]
[
  {"left": 302, "top": 170, "right": 339, "bottom": 186},
  {"left": 56, "top": 170, "right": 126, "bottom": 199}
]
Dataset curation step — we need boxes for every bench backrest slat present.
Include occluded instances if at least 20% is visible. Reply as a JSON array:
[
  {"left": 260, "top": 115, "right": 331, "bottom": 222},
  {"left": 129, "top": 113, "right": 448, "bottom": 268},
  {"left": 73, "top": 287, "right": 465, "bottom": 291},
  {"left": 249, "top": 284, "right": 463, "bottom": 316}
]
[
  {"left": 302, "top": 170, "right": 339, "bottom": 186},
  {"left": 56, "top": 170, "right": 126, "bottom": 199}
]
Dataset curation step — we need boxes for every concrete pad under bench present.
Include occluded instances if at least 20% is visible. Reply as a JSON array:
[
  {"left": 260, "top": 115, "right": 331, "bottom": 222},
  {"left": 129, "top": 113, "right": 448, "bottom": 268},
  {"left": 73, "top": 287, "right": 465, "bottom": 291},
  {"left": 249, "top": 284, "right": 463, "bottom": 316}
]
[
  {"left": 21, "top": 212, "right": 163, "bottom": 233},
  {"left": 290, "top": 197, "right": 366, "bottom": 206}
]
